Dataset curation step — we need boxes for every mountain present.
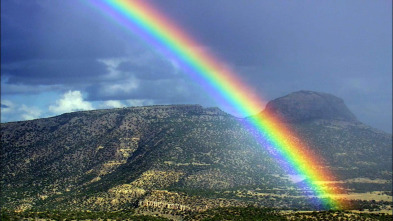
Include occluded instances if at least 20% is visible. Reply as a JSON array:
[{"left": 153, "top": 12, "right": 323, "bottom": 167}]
[
  {"left": 1, "top": 92, "right": 391, "bottom": 218},
  {"left": 260, "top": 91, "right": 392, "bottom": 182},
  {"left": 263, "top": 90, "right": 357, "bottom": 123}
]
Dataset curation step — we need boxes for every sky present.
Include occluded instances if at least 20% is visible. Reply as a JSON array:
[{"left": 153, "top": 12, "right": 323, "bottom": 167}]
[{"left": 1, "top": 0, "right": 392, "bottom": 133}]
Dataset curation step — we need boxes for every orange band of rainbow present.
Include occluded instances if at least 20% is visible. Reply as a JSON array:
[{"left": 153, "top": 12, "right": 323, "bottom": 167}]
[{"left": 88, "top": 0, "right": 348, "bottom": 209}]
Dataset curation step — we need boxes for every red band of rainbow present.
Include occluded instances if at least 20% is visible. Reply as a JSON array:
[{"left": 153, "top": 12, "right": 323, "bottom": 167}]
[{"left": 88, "top": 0, "right": 348, "bottom": 209}]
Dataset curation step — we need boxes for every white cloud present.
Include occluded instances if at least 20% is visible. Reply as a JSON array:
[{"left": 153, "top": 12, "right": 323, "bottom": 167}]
[
  {"left": 126, "top": 99, "right": 154, "bottom": 107},
  {"left": 101, "top": 77, "right": 140, "bottom": 96},
  {"left": 19, "top": 105, "right": 42, "bottom": 120},
  {"left": 98, "top": 57, "right": 128, "bottom": 80},
  {"left": 97, "top": 58, "right": 140, "bottom": 95},
  {"left": 1, "top": 100, "right": 42, "bottom": 122},
  {"left": 1, "top": 100, "right": 15, "bottom": 114},
  {"left": 100, "top": 100, "right": 126, "bottom": 109},
  {"left": 49, "top": 90, "right": 93, "bottom": 114}
]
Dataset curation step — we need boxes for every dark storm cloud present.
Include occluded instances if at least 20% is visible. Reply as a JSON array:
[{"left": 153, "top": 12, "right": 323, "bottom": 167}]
[
  {"left": 1, "top": 0, "right": 128, "bottom": 63},
  {"left": 3, "top": 59, "right": 107, "bottom": 85},
  {"left": 1, "top": 0, "right": 391, "bottom": 132},
  {"left": 1, "top": 0, "right": 136, "bottom": 94},
  {"left": 117, "top": 59, "right": 178, "bottom": 80},
  {"left": 1, "top": 83, "right": 62, "bottom": 95},
  {"left": 150, "top": 0, "right": 392, "bottom": 132},
  {"left": 86, "top": 78, "right": 195, "bottom": 102},
  {"left": 151, "top": 1, "right": 391, "bottom": 68}
]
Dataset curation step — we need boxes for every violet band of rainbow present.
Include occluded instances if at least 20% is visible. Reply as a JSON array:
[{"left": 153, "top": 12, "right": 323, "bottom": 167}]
[{"left": 87, "top": 0, "right": 348, "bottom": 209}]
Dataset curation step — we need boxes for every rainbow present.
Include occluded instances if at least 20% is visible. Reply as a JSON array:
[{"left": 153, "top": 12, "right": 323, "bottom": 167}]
[{"left": 88, "top": 0, "right": 347, "bottom": 209}]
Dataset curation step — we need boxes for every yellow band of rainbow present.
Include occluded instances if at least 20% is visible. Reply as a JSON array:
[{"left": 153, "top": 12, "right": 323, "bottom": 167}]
[{"left": 88, "top": 0, "right": 348, "bottom": 209}]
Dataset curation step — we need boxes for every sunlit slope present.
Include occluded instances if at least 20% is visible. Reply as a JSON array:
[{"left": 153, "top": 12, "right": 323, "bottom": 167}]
[{"left": 1, "top": 105, "right": 286, "bottom": 211}]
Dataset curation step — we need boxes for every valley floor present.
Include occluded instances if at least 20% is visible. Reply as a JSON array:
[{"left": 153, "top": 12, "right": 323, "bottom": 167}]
[{"left": 1, "top": 207, "right": 392, "bottom": 221}]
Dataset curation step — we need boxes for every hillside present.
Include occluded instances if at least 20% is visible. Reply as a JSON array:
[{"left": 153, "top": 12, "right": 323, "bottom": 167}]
[
  {"left": 1, "top": 91, "right": 392, "bottom": 218},
  {"left": 261, "top": 91, "right": 392, "bottom": 181}
]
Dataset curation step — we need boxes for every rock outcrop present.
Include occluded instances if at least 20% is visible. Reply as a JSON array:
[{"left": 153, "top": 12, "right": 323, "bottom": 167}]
[{"left": 263, "top": 90, "right": 357, "bottom": 123}]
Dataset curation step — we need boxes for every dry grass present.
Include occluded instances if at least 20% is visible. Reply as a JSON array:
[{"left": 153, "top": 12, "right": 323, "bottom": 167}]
[{"left": 322, "top": 191, "right": 392, "bottom": 202}]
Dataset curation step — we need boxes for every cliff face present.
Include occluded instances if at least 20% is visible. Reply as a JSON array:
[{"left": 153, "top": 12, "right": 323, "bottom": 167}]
[
  {"left": 263, "top": 91, "right": 357, "bottom": 123},
  {"left": 1, "top": 93, "right": 391, "bottom": 213}
]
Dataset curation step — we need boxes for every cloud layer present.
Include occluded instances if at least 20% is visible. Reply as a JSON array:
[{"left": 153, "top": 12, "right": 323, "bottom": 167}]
[
  {"left": 49, "top": 91, "right": 93, "bottom": 114},
  {"left": 1, "top": 0, "right": 391, "bottom": 132}
]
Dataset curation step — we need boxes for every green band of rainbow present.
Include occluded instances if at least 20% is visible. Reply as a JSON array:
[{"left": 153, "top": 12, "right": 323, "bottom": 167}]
[{"left": 88, "top": 0, "right": 348, "bottom": 209}]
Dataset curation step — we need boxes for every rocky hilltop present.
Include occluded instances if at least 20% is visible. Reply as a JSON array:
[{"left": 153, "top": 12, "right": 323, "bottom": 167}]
[
  {"left": 1, "top": 92, "right": 391, "bottom": 217},
  {"left": 263, "top": 90, "right": 357, "bottom": 123}
]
